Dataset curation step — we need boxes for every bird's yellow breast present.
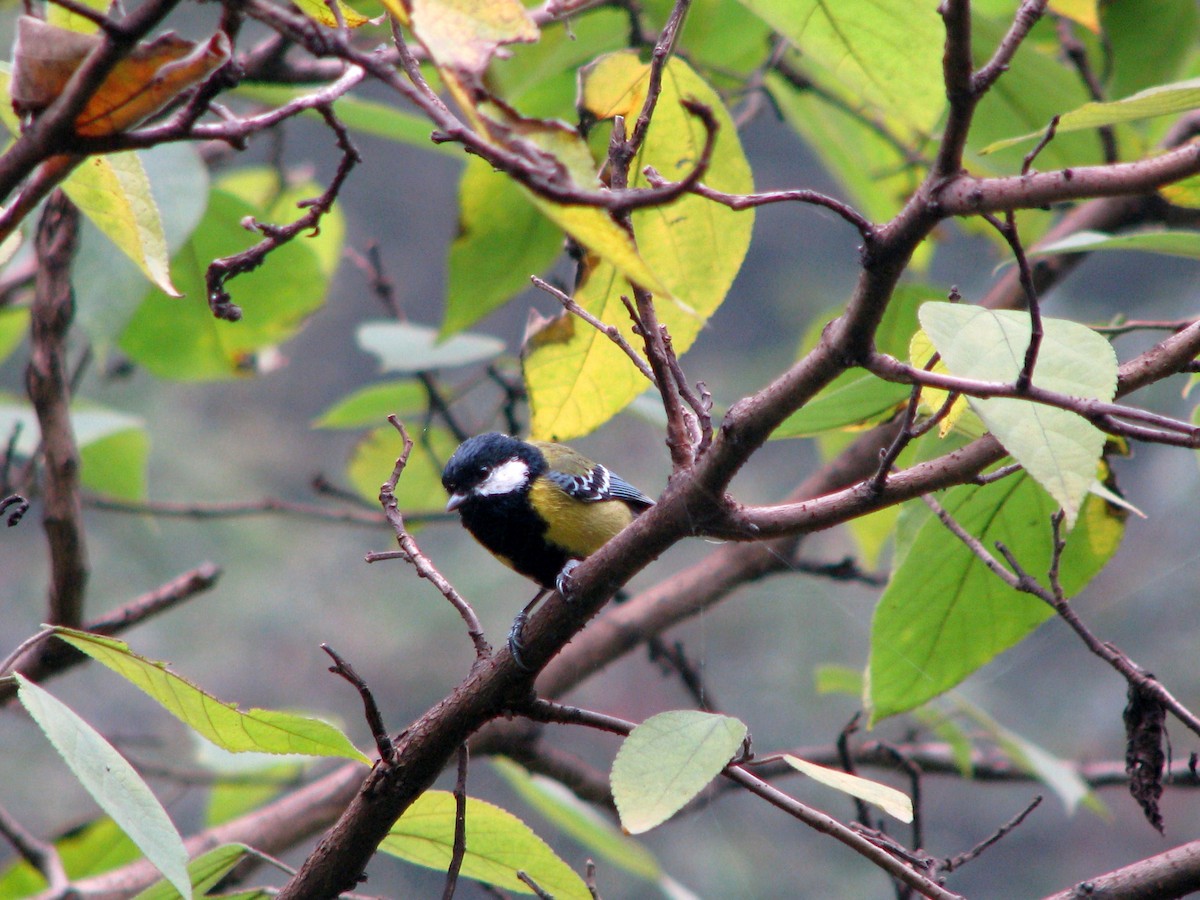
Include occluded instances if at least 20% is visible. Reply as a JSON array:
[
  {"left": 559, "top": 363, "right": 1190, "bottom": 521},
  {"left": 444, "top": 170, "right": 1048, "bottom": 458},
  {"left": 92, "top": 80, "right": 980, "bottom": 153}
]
[{"left": 529, "top": 479, "right": 637, "bottom": 557}]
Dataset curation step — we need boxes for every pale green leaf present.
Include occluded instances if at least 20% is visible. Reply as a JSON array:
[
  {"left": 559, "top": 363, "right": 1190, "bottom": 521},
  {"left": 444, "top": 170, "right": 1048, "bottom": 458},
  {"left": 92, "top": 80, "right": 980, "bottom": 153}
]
[
  {"left": 735, "top": 0, "right": 944, "bottom": 139},
  {"left": 919, "top": 302, "right": 1117, "bottom": 528},
  {"left": 52, "top": 628, "right": 371, "bottom": 763},
  {"left": 357, "top": 321, "right": 505, "bottom": 373},
  {"left": 16, "top": 674, "right": 193, "bottom": 899},
  {"left": 954, "top": 699, "right": 1095, "bottom": 814},
  {"left": 611, "top": 711, "right": 747, "bottom": 834},
  {"left": 131, "top": 845, "right": 251, "bottom": 900},
  {"left": 381, "top": 791, "right": 590, "bottom": 898},
  {"left": 312, "top": 381, "right": 427, "bottom": 429},
  {"left": 525, "top": 54, "right": 752, "bottom": 440},
  {"left": 984, "top": 76, "right": 1200, "bottom": 154},
  {"left": 409, "top": 0, "right": 538, "bottom": 75},
  {"left": 492, "top": 758, "right": 661, "bottom": 881},
  {"left": 0, "top": 398, "right": 144, "bottom": 461},
  {"left": 868, "top": 475, "right": 1124, "bottom": 722},
  {"left": 813, "top": 665, "right": 864, "bottom": 697},
  {"left": 63, "top": 151, "right": 179, "bottom": 296},
  {"left": 1032, "top": 229, "right": 1200, "bottom": 260},
  {"left": 783, "top": 755, "right": 913, "bottom": 823}
]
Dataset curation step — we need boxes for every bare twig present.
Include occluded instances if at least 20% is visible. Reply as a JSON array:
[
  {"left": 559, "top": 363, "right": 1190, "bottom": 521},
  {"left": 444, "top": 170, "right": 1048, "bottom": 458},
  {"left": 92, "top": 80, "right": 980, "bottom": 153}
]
[
  {"left": 376, "top": 418, "right": 490, "bottom": 659},
  {"left": 941, "top": 795, "right": 1042, "bottom": 874},
  {"left": 442, "top": 745, "right": 469, "bottom": 900},
  {"left": 322, "top": 644, "right": 396, "bottom": 765},
  {"left": 0, "top": 803, "right": 70, "bottom": 895}
]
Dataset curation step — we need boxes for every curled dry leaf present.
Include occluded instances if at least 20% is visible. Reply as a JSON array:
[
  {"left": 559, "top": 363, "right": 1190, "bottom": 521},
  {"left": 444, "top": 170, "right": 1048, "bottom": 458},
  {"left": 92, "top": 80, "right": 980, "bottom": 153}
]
[{"left": 11, "top": 16, "right": 231, "bottom": 136}]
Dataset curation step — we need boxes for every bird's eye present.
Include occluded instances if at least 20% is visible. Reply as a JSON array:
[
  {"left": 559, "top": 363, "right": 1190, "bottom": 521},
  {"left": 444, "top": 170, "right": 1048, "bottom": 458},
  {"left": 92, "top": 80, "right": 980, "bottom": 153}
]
[{"left": 478, "top": 465, "right": 489, "bottom": 475}]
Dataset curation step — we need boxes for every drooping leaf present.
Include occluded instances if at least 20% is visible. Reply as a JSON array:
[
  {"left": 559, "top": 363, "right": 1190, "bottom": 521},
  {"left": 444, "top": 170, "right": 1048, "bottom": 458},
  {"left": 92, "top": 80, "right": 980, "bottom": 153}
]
[
  {"left": 52, "top": 628, "right": 371, "bottom": 763},
  {"left": 11, "top": 17, "right": 230, "bottom": 135},
  {"left": 63, "top": 152, "right": 179, "bottom": 296},
  {"left": 735, "top": 0, "right": 944, "bottom": 140},
  {"left": 73, "top": 143, "right": 209, "bottom": 347},
  {"left": 357, "top": 321, "right": 506, "bottom": 373},
  {"left": 492, "top": 757, "right": 661, "bottom": 882},
  {"left": 312, "top": 381, "right": 427, "bottom": 429},
  {"left": 443, "top": 158, "right": 562, "bottom": 336},
  {"left": 380, "top": 790, "right": 590, "bottom": 898},
  {"left": 131, "top": 844, "right": 251, "bottom": 900},
  {"left": 345, "top": 423, "right": 458, "bottom": 507},
  {"left": 1031, "top": 229, "right": 1200, "bottom": 260},
  {"left": 525, "top": 54, "right": 752, "bottom": 440},
  {"left": 783, "top": 755, "right": 913, "bottom": 823},
  {"left": 867, "top": 475, "right": 1124, "bottom": 722},
  {"left": 919, "top": 302, "right": 1117, "bottom": 528},
  {"left": 16, "top": 674, "right": 193, "bottom": 899},
  {"left": 611, "top": 711, "right": 747, "bottom": 834}
]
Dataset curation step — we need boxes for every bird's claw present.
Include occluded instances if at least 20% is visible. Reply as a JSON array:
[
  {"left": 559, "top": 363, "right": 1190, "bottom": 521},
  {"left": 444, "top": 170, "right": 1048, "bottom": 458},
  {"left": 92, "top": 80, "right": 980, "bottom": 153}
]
[
  {"left": 508, "top": 611, "right": 534, "bottom": 672},
  {"left": 555, "top": 559, "right": 581, "bottom": 599}
]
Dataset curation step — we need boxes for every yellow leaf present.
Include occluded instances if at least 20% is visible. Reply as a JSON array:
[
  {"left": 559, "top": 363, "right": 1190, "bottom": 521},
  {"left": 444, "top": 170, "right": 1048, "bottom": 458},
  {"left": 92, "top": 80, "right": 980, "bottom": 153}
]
[
  {"left": 908, "top": 328, "right": 972, "bottom": 438},
  {"left": 291, "top": 0, "right": 370, "bottom": 28},
  {"left": 1049, "top": 0, "right": 1100, "bottom": 32},
  {"left": 63, "top": 151, "right": 179, "bottom": 296},
  {"left": 524, "top": 54, "right": 753, "bottom": 440},
  {"left": 409, "top": 0, "right": 537, "bottom": 74}
]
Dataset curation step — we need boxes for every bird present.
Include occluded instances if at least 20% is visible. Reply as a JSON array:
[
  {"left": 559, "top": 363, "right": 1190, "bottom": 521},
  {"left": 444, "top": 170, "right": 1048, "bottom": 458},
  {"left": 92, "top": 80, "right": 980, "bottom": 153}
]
[{"left": 442, "top": 432, "right": 654, "bottom": 665}]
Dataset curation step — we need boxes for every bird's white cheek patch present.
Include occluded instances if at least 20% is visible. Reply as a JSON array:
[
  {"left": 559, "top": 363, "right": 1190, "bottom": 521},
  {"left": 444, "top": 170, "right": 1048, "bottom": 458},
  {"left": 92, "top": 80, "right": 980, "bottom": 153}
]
[{"left": 477, "top": 458, "right": 529, "bottom": 496}]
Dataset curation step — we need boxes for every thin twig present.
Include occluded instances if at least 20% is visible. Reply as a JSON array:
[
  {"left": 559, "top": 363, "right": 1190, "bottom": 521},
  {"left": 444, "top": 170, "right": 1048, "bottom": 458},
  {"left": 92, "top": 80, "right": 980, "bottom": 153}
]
[
  {"left": 322, "top": 644, "right": 396, "bottom": 765},
  {"left": 377, "top": 418, "right": 490, "bottom": 659},
  {"left": 941, "top": 795, "right": 1042, "bottom": 874},
  {"left": 443, "top": 745, "right": 470, "bottom": 900},
  {"left": 0, "top": 802, "right": 70, "bottom": 894}
]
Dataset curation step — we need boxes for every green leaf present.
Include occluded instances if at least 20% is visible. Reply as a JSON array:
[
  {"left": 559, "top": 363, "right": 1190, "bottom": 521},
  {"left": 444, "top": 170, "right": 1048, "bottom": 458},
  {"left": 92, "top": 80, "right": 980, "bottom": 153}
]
[
  {"left": 783, "top": 755, "right": 913, "bottom": 823},
  {"left": 983, "top": 76, "right": 1200, "bottom": 154},
  {"left": 867, "top": 475, "right": 1124, "bottom": 722},
  {"left": 774, "top": 287, "right": 926, "bottom": 438},
  {"left": 380, "top": 791, "right": 590, "bottom": 899},
  {"left": 73, "top": 143, "right": 209, "bottom": 349},
  {"left": 1031, "top": 228, "right": 1200, "bottom": 260},
  {"left": 735, "top": 0, "right": 944, "bottom": 140},
  {"left": 131, "top": 845, "right": 251, "bottom": 900},
  {"left": 919, "top": 302, "right": 1117, "bottom": 528},
  {"left": 492, "top": 758, "right": 661, "bottom": 882},
  {"left": 0, "top": 306, "right": 29, "bottom": 365},
  {"left": 525, "top": 54, "right": 752, "bottom": 440},
  {"left": 119, "top": 184, "right": 328, "bottom": 380},
  {"left": 357, "top": 321, "right": 505, "bottom": 373},
  {"left": 52, "top": 628, "right": 371, "bottom": 763},
  {"left": 64, "top": 152, "right": 178, "bottom": 296},
  {"left": 345, "top": 424, "right": 458, "bottom": 508},
  {"left": 611, "top": 711, "right": 747, "bottom": 834},
  {"left": 1104, "top": 0, "right": 1198, "bottom": 103},
  {"left": 442, "top": 158, "right": 563, "bottom": 336},
  {"left": 80, "top": 426, "right": 149, "bottom": 500},
  {"left": 312, "top": 380, "right": 427, "bottom": 429},
  {"left": 16, "top": 674, "right": 193, "bottom": 900}
]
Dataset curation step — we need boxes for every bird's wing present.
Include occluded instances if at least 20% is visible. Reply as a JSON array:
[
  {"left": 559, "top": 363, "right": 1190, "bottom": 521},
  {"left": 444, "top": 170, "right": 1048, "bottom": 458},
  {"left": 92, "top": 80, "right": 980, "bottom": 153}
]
[{"left": 546, "top": 465, "right": 654, "bottom": 510}]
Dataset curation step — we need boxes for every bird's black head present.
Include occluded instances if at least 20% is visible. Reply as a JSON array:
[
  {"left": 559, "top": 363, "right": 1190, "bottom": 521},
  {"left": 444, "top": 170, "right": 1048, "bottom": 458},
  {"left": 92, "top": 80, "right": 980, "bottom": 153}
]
[{"left": 442, "top": 433, "right": 546, "bottom": 512}]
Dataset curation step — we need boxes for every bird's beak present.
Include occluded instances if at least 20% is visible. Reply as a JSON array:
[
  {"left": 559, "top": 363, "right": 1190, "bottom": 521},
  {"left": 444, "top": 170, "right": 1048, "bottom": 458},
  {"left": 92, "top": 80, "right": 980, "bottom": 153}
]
[{"left": 446, "top": 492, "right": 467, "bottom": 512}]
